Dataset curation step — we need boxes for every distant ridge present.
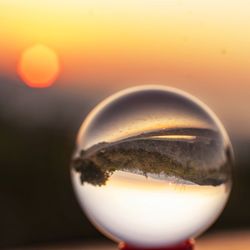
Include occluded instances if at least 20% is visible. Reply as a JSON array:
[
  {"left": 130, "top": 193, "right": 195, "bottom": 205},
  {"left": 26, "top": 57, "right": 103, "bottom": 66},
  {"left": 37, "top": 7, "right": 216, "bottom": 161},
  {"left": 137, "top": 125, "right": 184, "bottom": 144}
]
[{"left": 72, "top": 127, "right": 232, "bottom": 187}]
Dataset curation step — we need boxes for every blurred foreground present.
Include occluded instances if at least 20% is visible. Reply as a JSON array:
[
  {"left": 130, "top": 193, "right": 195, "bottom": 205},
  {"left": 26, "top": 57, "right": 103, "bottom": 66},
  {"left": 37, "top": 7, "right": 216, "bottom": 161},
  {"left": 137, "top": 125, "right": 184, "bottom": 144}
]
[
  {"left": 0, "top": 79, "right": 250, "bottom": 248},
  {"left": 8, "top": 231, "right": 250, "bottom": 250}
]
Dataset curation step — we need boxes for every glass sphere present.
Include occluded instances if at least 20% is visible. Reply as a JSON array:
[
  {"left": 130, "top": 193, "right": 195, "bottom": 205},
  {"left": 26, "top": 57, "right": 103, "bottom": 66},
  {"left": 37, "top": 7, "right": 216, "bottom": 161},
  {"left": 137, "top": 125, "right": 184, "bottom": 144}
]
[{"left": 71, "top": 85, "right": 233, "bottom": 248}]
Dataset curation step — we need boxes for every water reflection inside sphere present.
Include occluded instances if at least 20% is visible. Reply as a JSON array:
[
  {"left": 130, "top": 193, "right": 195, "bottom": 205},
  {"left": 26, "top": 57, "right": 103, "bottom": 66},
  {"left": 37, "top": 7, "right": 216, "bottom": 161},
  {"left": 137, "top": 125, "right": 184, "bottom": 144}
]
[{"left": 71, "top": 85, "right": 233, "bottom": 248}]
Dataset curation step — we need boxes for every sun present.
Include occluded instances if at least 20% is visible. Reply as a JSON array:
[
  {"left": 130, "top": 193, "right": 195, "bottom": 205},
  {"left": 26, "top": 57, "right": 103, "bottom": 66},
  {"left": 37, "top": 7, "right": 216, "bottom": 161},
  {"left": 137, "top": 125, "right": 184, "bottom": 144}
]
[{"left": 17, "top": 44, "right": 60, "bottom": 88}]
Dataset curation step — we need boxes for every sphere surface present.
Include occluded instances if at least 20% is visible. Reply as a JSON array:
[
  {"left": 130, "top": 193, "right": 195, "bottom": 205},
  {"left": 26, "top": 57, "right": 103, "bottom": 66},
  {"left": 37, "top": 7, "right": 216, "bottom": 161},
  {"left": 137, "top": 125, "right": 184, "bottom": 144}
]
[{"left": 71, "top": 86, "right": 233, "bottom": 247}]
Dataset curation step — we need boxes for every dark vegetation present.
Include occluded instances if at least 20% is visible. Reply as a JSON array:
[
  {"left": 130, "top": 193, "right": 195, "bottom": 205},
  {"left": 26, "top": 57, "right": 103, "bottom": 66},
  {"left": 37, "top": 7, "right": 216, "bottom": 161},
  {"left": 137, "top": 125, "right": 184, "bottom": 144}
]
[{"left": 72, "top": 128, "right": 232, "bottom": 186}]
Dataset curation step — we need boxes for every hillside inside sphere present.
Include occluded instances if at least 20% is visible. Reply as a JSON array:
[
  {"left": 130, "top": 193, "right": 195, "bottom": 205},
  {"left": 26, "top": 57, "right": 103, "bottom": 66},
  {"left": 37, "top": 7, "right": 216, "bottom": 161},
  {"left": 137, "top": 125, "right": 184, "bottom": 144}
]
[{"left": 71, "top": 85, "right": 233, "bottom": 248}]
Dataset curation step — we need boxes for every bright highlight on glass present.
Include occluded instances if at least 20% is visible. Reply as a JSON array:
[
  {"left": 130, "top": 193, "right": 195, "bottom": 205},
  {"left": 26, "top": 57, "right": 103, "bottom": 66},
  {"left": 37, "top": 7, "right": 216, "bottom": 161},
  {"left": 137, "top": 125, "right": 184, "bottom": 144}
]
[
  {"left": 17, "top": 44, "right": 60, "bottom": 88},
  {"left": 71, "top": 85, "right": 233, "bottom": 248}
]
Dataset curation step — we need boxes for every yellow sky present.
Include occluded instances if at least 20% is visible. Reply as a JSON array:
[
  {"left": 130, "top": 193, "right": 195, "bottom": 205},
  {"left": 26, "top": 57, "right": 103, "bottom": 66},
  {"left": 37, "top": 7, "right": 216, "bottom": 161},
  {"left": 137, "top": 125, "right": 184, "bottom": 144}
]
[
  {"left": 0, "top": 1, "right": 250, "bottom": 135},
  {"left": 1, "top": 1, "right": 250, "bottom": 84}
]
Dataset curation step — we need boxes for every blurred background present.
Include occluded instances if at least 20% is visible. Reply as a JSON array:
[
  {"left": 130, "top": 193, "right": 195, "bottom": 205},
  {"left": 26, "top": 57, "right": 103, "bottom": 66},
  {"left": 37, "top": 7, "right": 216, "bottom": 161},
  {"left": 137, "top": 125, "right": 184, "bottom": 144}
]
[{"left": 0, "top": 1, "right": 250, "bottom": 249}]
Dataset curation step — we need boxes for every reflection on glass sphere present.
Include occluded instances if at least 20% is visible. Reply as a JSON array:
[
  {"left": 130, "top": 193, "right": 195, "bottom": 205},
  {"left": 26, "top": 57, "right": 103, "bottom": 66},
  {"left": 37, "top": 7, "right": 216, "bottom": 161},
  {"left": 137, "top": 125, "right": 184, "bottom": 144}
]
[{"left": 71, "top": 85, "right": 233, "bottom": 248}]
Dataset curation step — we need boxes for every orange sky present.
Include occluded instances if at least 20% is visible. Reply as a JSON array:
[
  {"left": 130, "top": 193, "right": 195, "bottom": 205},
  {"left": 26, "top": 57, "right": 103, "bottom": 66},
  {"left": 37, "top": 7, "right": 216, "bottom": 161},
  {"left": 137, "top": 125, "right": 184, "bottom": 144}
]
[
  {"left": 0, "top": 1, "right": 250, "bottom": 135},
  {"left": 1, "top": 1, "right": 250, "bottom": 85}
]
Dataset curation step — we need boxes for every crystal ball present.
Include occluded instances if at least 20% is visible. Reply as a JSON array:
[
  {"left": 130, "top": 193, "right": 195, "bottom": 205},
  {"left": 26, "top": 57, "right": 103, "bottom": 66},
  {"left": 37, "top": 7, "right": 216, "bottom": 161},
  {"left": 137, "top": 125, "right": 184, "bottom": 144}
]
[{"left": 71, "top": 85, "right": 233, "bottom": 248}]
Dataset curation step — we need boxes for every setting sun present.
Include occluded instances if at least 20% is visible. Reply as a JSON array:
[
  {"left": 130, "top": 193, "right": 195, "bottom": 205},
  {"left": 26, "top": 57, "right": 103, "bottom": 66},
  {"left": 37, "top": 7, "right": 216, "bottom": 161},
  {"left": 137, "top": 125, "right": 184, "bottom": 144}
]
[{"left": 17, "top": 44, "right": 60, "bottom": 88}]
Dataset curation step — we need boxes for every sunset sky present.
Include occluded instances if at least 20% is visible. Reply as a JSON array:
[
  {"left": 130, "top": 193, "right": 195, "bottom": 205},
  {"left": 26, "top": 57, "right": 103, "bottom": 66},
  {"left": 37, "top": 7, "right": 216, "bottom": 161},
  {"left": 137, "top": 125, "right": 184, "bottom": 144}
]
[{"left": 0, "top": 1, "right": 250, "bottom": 135}]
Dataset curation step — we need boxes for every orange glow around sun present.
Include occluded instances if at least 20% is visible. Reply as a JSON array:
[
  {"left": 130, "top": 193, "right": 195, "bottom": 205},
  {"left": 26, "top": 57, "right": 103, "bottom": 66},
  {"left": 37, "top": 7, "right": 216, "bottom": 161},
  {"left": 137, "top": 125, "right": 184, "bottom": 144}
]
[{"left": 17, "top": 44, "right": 60, "bottom": 88}]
